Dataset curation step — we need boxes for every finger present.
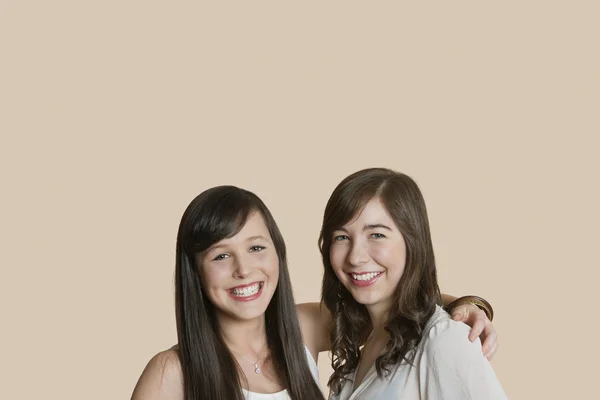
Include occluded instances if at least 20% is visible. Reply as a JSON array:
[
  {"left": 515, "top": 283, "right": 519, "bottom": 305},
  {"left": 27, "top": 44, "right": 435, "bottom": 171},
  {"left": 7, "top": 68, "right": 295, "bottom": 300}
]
[
  {"left": 452, "top": 311, "right": 465, "bottom": 321},
  {"left": 481, "top": 329, "right": 498, "bottom": 354},
  {"left": 451, "top": 305, "right": 470, "bottom": 322},
  {"left": 469, "top": 316, "right": 486, "bottom": 342},
  {"left": 485, "top": 341, "right": 499, "bottom": 361}
]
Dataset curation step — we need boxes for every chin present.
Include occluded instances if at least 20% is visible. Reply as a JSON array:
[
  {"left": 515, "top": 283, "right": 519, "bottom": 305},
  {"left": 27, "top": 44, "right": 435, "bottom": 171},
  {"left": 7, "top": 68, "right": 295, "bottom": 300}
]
[
  {"left": 348, "top": 289, "right": 387, "bottom": 307},
  {"left": 234, "top": 310, "right": 267, "bottom": 321},
  {"left": 232, "top": 296, "right": 274, "bottom": 318},
  {"left": 222, "top": 303, "right": 268, "bottom": 321},
  {"left": 354, "top": 296, "right": 381, "bottom": 306}
]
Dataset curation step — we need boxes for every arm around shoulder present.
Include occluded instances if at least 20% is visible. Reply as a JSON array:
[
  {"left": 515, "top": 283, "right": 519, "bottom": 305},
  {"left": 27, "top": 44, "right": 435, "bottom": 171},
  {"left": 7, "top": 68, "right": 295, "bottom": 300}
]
[
  {"left": 131, "top": 349, "right": 184, "bottom": 400},
  {"left": 419, "top": 319, "right": 507, "bottom": 400},
  {"left": 296, "top": 302, "right": 332, "bottom": 361}
]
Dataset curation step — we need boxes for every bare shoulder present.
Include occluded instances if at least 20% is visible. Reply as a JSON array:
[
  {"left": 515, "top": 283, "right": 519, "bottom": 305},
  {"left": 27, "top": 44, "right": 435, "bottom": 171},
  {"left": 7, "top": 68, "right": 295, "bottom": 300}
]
[
  {"left": 296, "top": 302, "right": 332, "bottom": 357},
  {"left": 131, "top": 347, "right": 184, "bottom": 400}
]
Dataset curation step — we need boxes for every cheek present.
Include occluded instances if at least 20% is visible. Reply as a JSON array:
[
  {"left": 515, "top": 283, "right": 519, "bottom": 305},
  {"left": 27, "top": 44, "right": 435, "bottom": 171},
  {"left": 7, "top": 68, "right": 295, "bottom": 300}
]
[
  {"left": 200, "top": 266, "right": 229, "bottom": 289},
  {"left": 329, "top": 245, "right": 346, "bottom": 271},
  {"left": 266, "top": 255, "right": 279, "bottom": 279},
  {"left": 329, "top": 247, "right": 350, "bottom": 284},
  {"left": 372, "top": 244, "right": 406, "bottom": 275}
]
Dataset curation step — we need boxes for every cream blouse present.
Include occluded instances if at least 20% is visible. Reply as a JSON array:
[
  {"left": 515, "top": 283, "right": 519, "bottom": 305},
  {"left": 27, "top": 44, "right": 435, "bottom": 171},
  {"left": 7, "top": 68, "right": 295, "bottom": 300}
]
[{"left": 331, "top": 306, "right": 507, "bottom": 400}]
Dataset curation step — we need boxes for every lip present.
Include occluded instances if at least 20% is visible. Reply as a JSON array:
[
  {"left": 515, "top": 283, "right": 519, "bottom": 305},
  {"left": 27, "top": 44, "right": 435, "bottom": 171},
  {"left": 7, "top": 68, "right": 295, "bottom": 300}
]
[
  {"left": 227, "top": 281, "right": 264, "bottom": 302},
  {"left": 347, "top": 271, "right": 384, "bottom": 287},
  {"left": 228, "top": 281, "right": 263, "bottom": 291}
]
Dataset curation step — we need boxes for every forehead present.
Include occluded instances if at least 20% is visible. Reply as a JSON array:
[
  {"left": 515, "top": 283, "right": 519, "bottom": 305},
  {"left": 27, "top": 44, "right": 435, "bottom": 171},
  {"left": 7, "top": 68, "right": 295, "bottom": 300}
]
[
  {"left": 343, "top": 197, "right": 395, "bottom": 227},
  {"left": 235, "top": 212, "right": 270, "bottom": 237},
  {"left": 208, "top": 212, "right": 272, "bottom": 248}
]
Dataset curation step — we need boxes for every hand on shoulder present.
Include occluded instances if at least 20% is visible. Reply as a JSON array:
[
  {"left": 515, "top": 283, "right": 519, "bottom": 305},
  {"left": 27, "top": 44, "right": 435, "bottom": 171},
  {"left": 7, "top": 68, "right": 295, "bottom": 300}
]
[
  {"left": 448, "top": 302, "right": 499, "bottom": 360},
  {"left": 418, "top": 310, "right": 507, "bottom": 399},
  {"left": 423, "top": 308, "right": 484, "bottom": 355}
]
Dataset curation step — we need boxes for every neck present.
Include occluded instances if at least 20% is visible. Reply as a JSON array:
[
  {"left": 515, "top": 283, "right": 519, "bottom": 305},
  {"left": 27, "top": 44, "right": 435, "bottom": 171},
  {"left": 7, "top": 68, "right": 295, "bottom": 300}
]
[
  {"left": 218, "top": 313, "right": 268, "bottom": 356},
  {"left": 365, "top": 300, "right": 391, "bottom": 339}
]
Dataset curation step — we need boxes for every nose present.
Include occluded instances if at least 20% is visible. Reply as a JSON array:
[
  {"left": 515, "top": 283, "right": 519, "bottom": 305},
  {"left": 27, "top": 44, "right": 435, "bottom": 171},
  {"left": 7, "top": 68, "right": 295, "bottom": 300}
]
[
  {"left": 232, "top": 252, "right": 253, "bottom": 279},
  {"left": 348, "top": 241, "right": 369, "bottom": 267}
]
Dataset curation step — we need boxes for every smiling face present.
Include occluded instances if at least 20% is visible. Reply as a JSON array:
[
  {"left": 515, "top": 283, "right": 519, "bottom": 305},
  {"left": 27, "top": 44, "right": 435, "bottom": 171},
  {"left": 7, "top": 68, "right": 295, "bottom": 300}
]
[
  {"left": 329, "top": 197, "right": 407, "bottom": 312},
  {"left": 196, "top": 212, "right": 279, "bottom": 323}
]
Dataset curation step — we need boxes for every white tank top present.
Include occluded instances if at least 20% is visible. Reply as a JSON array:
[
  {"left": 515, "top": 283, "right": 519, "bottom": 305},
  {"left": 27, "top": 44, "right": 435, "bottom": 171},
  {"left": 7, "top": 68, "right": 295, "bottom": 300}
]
[{"left": 242, "top": 345, "right": 319, "bottom": 400}]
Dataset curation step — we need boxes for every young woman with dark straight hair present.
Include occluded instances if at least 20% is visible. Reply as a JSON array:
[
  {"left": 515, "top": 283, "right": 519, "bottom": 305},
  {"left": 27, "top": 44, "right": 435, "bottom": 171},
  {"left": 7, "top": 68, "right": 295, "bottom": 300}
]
[{"left": 132, "top": 186, "right": 323, "bottom": 400}]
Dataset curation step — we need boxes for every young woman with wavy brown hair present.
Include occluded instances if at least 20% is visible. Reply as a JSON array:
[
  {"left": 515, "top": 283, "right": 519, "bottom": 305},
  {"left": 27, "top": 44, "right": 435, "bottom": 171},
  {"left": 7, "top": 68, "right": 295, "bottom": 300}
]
[{"left": 320, "top": 168, "right": 506, "bottom": 399}]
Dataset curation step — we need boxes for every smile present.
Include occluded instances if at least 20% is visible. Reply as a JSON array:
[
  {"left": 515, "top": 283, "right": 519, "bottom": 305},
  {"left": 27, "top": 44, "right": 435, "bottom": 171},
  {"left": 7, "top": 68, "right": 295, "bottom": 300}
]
[
  {"left": 227, "top": 281, "right": 264, "bottom": 302},
  {"left": 348, "top": 271, "right": 383, "bottom": 287}
]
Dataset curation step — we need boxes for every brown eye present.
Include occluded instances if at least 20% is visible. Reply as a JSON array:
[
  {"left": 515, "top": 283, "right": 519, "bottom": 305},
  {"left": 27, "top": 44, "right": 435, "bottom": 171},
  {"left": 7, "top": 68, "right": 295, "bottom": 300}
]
[{"left": 249, "top": 245, "right": 265, "bottom": 252}]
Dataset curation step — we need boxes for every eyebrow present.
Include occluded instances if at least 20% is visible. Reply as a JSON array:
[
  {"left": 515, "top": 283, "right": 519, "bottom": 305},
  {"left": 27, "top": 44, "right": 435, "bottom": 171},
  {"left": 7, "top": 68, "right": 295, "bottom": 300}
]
[
  {"left": 205, "top": 235, "right": 269, "bottom": 253},
  {"left": 334, "top": 224, "right": 393, "bottom": 232},
  {"left": 246, "top": 235, "right": 268, "bottom": 242}
]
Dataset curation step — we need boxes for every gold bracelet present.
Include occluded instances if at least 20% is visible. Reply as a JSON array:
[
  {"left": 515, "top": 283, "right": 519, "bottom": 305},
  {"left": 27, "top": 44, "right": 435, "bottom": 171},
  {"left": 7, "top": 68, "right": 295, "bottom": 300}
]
[{"left": 445, "top": 295, "right": 494, "bottom": 322}]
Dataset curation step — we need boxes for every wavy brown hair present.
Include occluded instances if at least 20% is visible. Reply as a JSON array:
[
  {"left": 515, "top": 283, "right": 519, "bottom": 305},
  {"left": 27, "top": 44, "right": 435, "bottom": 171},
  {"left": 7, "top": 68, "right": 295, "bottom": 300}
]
[{"left": 319, "top": 168, "right": 442, "bottom": 395}]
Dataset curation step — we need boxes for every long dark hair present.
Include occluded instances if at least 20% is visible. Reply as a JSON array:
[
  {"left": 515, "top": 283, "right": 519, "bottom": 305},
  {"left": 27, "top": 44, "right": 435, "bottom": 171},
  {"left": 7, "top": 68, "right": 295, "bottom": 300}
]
[
  {"left": 175, "top": 185, "right": 324, "bottom": 400},
  {"left": 319, "top": 168, "right": 441, "bottom": 395}
]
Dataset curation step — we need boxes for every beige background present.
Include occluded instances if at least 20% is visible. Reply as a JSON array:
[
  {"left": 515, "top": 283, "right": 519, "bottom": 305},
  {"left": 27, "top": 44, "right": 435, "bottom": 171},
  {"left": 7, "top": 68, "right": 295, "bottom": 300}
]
[{"left": 1, "top": 1, "right": 598, "bottom": 399}]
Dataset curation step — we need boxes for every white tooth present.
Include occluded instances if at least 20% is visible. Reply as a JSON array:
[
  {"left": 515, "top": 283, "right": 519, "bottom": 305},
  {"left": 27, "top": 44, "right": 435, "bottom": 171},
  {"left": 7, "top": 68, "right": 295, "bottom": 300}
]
[
  {"left": 352, "top": 272, "right": 381, "bottom": 281},
  {"left": 231, "top": 283, "right": 261, "bottom": 297}
]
